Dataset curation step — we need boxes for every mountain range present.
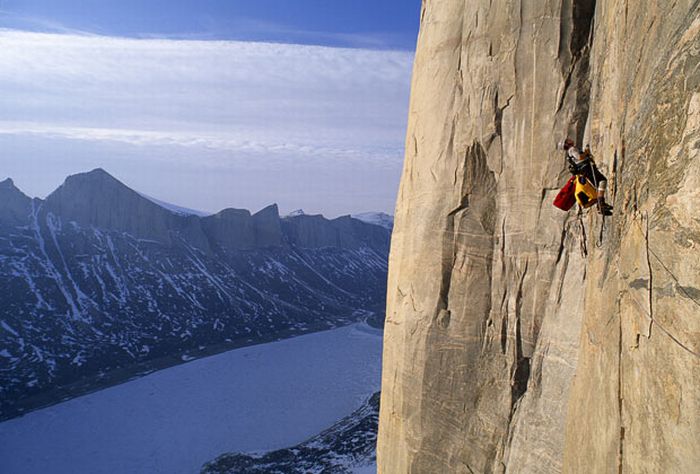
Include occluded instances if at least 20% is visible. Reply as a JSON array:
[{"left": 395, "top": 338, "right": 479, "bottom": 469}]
[{"left": 0, "top": 169, "right": 390, "bottom": 420}]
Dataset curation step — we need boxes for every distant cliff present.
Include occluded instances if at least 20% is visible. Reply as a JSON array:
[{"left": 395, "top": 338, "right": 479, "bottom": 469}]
[
  {"left": 0, "top": 169, "right": 390, "bottom": 420},
  {"left": 378, "top": 1, "right": 699, "bottom": 473}
]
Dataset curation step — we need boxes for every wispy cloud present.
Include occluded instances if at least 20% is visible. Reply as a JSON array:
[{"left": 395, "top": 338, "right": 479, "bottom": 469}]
[
  {"left": 0, "top": 29, "right": 411, "bottom": 162},
  {"left": 0, "top": 12, "right": 101, "bottom": 36},
  {"left": 0, "top": 29, "right": 412, "bottom": 215},
  {"left": 0, "top": 122, "right": 403, "bottom": 167}
]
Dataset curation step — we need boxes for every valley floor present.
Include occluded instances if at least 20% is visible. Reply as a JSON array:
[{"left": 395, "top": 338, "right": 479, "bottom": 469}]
[{"left": 0, "top": 323, "right": 382, "bottom": 474}]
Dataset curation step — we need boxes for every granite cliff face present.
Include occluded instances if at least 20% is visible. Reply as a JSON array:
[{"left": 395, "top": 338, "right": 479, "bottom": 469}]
[{"left": 378, "top": 1, "right": 699, "bottom": 473}]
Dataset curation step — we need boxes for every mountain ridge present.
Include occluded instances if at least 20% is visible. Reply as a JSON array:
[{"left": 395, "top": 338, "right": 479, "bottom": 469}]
[
  {"left": 0, "top": 168, "right": 391, "bottom": 421},
  {"left": 7, "top": 168, "right": 389, "bottom": 252}
]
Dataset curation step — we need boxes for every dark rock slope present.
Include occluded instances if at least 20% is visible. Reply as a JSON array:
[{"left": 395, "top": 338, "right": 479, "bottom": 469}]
[
  {"left": 202, "top": 392, "right": 380, "bottom": 474},
  {"left": 0, "top": 169, "right": 389, "bottom": 421}
]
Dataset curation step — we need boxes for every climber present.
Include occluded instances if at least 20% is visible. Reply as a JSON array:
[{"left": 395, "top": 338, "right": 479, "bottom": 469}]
[{"left": 557, "top": 138, "right": 613, "bottom": 215}]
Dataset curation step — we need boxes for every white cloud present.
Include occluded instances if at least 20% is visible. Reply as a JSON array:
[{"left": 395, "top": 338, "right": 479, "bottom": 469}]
[
  {"left": 0, "top": 29, "right": 412, "bottom": 215},
  {"left": 0, "top": 122, "right": 401, "bottom": 166},
  {"left": 0, "top": 29, "right": 412, "bottom": 165}
]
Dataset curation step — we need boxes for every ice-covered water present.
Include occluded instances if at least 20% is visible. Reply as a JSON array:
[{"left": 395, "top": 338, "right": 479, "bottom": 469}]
[{"left": 0, "top": 323, "right": 382, "bottom": 474}]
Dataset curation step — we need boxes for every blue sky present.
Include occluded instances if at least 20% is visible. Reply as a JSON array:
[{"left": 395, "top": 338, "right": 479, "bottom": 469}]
[
  {"left": 0, "top": 1, "right": 419, "bottom": 216},
  {"left": 0, "top": 0, "right": 420, "bottom": 49}
]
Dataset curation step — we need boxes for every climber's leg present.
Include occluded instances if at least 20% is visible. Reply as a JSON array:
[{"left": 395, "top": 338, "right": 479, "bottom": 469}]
[{"left": 595, "top": 177, "right": 613, "bottom": 215}]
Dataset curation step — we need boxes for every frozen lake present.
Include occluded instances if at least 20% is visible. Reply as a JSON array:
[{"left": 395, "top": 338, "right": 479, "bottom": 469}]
[{"left": 0, "top": 323, "right": 382, "bottom": 474}]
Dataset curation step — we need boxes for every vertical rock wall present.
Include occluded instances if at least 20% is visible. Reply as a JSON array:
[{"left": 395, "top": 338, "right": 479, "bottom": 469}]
[
  {"left": 564, "top": 1, "right": 700, "bottom": 472},
  {"left": 377, "top": 1, "right": 700, "bottom": 472}
]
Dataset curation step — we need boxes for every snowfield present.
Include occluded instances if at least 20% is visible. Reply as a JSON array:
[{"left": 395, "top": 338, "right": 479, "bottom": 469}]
[{"left": 0, "top": 323, "right": 382, "bottom": 474}]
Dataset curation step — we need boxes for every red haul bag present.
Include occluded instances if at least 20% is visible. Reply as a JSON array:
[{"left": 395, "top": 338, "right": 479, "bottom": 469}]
[{"left": 553, "top": 176, "right": 576, "bottom": 211}]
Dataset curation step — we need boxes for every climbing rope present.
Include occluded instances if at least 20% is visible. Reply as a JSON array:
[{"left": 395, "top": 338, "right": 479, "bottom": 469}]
[
  {"left": 577, "top": 206, "right": 588, "bottom": 258},
  {"left": 567, "top": 145, "right": 696, "bottom": 357},
  {"left": 625, "top": 284, "right": 700, "bottom": 359},
  {"left": 620, "top": 213, "right": 700, "bottom": 359},
  {"left": 630, "top": 214, "right": 700, "bottom": 311},
  {"left": 586, "top": 156, "right": 607, "bottom": 248},
  {"left": 597, "top": 213, "right": 606, "bottom": 248}
]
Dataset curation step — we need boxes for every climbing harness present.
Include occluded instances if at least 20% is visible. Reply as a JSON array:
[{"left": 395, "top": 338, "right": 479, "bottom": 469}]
[{"left": 574, "top": 174, "right": 598, "bottom": 208}]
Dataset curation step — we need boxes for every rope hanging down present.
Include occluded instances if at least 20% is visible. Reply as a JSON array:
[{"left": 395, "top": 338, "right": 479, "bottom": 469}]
[{"left": 587, "top": 160, "right": 607, "bottom": 248}]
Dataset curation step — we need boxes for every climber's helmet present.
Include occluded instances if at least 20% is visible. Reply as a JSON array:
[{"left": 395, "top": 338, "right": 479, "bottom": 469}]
[{"left": 557, "top": 138, "right": 575, "bottom": 151}]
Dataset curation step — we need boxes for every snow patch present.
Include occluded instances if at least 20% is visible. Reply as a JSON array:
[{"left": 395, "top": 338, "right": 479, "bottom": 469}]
[
  {"left": 1, "top": 320, "right": 19, "bottom": 337},
  {"left": 139, "top": 193, "right": 210, "bottom": 217},
  {"left": 351, "top": 212, "right": 394, "bottom": 230}
]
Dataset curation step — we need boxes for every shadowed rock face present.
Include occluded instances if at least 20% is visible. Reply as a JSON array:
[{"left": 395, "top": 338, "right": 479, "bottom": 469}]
[
  {"left": 0, "top": 178, "right": 31, "bottom": 225},
  {"left": 202, "top": 205, "right": 284, "bottom": 251},
  {"left": 203, "top": 208, "right": 257, "bottom": 250},
  {"left": 0, "top": 169, "right": 391, "bottom": 421},
  {"left": 44, "top": 168, "right": 209, "bottom": 249},
  {"left": 377, "top": 1, "right": 699, "bottom": 473},
  {"left": 252, "top": 204, "right": 284, "bottom": 247},
  {"left": 283, "top": 214, "right": 391, "bottom": 252}
]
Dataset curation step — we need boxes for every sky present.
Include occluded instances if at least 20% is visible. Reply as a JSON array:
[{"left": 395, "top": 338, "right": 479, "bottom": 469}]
[{"left": 0, "top": 0, "right": 420, "bottom": 217}]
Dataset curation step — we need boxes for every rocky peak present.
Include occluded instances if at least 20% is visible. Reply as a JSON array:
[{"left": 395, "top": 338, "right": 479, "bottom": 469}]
[
  {"left": 202, "top": 208, "right": 256, "bottom": 250},
  {"left": 201, "top": 205, "right": 284, "bottom": 250},
  {"left": 44, "top": 168, "right": 203, "bottom": 247},
  {"left": 0, "top": 178, "right": 25, "bottom": 198},
  {"left": 0, "top": 177, "right": 32, "bottom": 225},
  {"left": 252, "top": 204, "right": 283, "bottom": 247},
  {"left": 54, "top": 168, "right": 142, "bottom": 203},
  {"left": 216, "top": 208, "right": 252, "bottom": 219}
]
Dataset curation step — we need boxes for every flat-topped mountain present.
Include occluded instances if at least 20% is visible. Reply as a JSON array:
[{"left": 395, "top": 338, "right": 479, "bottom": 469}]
[
  {"left": 0, "top": 169, "right": 390, "bottom": 420},
  {"left": 203, "top": 205, "right": 283, "bottom": 251},
  {"left": 282, "top": 213, "right": 390, "bottom": 251}
]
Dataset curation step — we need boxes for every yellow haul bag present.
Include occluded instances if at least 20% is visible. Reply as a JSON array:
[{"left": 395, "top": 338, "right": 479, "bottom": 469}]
[{"left": 575, "top": 175, "right": 598, "bottom": 208}]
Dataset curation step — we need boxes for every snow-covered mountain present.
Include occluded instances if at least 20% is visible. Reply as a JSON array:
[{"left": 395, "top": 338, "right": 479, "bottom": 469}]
[
  {"left": 202, "top": 392, "right": 380, "bottom": 474},
  {"left": 352, "top": 212, "right": 394, "bottom": 230},
  {"left": 139, "top": 193, "right": 211, "bottom": 217},
  {"left": 0, "top": 169, "right": 390, "bottom": 421}
]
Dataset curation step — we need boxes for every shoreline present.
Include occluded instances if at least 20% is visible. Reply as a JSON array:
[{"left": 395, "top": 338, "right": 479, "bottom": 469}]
[{"left": 3, "top": 314, "right": 383, "bottom": 423}]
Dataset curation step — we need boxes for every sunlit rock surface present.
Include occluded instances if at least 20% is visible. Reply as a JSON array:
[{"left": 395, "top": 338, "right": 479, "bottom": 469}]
[{"left": 377, "top": 1, "right": 699, "bottom": 472}]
